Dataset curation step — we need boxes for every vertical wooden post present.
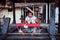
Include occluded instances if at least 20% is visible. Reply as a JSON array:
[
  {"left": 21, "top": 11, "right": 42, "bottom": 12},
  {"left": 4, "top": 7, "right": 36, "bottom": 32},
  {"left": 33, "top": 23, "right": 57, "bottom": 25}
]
[{"left": 12, "top": 0, "right": 16, "bottom": 24}]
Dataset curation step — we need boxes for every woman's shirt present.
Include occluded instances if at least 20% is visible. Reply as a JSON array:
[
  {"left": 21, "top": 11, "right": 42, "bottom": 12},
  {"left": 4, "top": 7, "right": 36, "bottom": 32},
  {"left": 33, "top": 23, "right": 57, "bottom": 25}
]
[{"left": 25, "top": 16, "right": 36, "bottom": 23}]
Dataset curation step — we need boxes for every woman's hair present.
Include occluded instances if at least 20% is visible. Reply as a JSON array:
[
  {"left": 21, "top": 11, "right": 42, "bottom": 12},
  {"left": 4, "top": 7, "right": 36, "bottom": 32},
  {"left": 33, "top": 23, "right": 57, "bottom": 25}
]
[{"left": 27, "top": 12, "right": 33, "bottom": 15}]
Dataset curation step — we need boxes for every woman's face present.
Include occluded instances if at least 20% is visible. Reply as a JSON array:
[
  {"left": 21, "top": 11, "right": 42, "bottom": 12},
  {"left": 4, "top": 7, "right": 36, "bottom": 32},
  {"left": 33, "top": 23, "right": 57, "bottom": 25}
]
[{"left": 28, "top": 13, "right": 33, "bottom": 18}]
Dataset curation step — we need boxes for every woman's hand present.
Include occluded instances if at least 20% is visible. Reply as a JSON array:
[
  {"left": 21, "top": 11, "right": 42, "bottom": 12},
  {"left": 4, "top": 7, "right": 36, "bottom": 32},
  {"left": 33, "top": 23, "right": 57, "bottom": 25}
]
[
  {"left": 35, "top": 18, "right": 40, "bottom": 24},
  {"left": 23, "top": 21, "right": 28, "bottom": 24}
]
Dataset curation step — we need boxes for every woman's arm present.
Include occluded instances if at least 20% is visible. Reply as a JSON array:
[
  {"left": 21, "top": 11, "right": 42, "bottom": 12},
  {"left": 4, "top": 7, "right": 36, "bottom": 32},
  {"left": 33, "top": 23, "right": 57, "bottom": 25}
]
[{"left": 35, "top": 18, "right": 40, "bottom": 24}]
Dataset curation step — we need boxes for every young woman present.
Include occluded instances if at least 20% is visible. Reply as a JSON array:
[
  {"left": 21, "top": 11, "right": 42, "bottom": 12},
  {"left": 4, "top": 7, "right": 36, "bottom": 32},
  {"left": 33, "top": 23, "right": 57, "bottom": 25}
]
[{"left": 19, "top": 12, "right": 40, "bottom": 35}]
